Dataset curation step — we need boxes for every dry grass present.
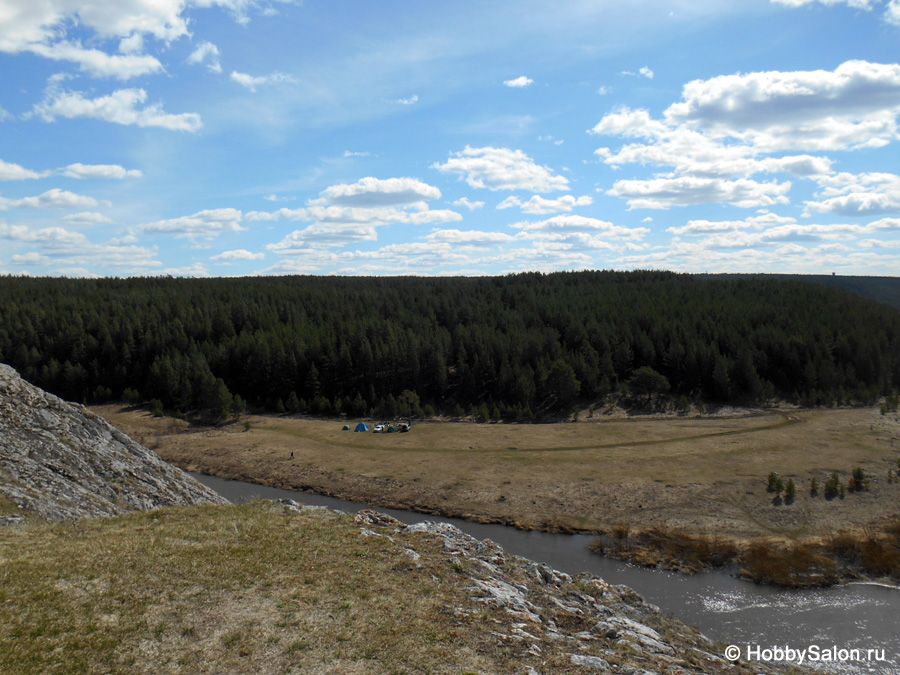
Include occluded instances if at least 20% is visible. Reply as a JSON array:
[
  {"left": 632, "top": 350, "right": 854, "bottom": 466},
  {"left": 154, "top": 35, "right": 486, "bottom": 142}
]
[
  {"left": 96, "top": 405, "right": 900, "bottom": 546},
  {"left": 0, "top": 500, "right": 528, "bottom": 675}
]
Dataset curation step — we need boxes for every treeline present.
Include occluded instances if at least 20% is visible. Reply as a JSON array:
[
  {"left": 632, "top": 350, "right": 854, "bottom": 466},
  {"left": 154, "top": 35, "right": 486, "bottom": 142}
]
[{"left": 1, "top": 271, "right": 898, "bottom": 421}]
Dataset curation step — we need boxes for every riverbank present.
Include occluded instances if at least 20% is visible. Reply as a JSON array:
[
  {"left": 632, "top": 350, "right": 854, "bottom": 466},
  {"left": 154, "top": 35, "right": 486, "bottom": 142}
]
[{"left": 96, "top": 404, "right": 900, "bottom": 586}]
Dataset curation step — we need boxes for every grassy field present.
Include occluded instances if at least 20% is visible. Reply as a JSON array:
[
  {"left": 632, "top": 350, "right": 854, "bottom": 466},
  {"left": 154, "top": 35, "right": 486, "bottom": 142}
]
[
  {"left": 0, "top": 501, "right": 522, "bottom": 674},
  {"left": 97, "top": 405, "right": 900, "bottom": 548}
]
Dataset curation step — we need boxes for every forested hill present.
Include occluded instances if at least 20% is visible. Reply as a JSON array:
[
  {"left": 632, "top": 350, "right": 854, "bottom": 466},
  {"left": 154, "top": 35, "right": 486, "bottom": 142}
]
[
  {"left": 703, "top": 274, "right": 900, "bottom": 313},
  {"left": 1, "top": 271, "right": 898, "bottom": 421}
]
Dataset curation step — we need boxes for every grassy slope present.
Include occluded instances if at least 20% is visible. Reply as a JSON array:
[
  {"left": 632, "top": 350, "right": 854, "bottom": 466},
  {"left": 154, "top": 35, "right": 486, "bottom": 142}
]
[
  {"left": 0, "top": 501, "right": 500, "bottom": 675},
  {"left": 0, "top": 501, "right": 802, "bottom": 675}
]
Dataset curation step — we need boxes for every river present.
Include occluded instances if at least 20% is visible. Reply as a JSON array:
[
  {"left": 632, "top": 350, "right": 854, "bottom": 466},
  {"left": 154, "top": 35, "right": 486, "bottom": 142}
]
[{"left": 193, "top": 473, "right": 900, "bottom": 674}]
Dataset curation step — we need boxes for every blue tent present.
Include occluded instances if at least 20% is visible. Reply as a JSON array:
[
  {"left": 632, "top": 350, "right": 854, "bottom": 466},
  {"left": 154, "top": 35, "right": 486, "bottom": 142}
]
[{"left": 354, "top": 422, "right": 369, "bottom": 432}]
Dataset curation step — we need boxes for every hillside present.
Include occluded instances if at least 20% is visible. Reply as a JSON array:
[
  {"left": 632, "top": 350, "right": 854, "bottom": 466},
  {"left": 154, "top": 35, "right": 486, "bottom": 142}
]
[
  {"left": 1, "top": 271, "right": 899, "bottom": 422},
  {"left": 0, "top": 499, "right": 810, "bottom": 675},
  {"left": 0, "top": 363, "right": 226, "bottom": 521}
]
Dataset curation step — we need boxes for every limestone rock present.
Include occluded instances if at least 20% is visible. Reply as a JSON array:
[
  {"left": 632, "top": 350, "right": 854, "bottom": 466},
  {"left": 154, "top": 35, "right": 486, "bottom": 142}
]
[{"left": 0, "top": 363, "right": 228, "bottom": 521}]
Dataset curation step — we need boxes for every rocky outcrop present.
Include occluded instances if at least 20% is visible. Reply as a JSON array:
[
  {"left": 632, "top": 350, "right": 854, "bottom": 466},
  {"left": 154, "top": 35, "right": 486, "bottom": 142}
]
[
  {"left": 0, "top": 364, "right": 228, "bottom": 522},
  {"left": 347, "top": 506, "right": 797, "bottom": 675}
]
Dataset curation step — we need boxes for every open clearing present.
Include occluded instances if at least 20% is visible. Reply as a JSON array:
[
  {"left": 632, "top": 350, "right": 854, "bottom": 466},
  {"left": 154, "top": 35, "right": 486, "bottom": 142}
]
[{"left": 97, "top": 405, "right": 900, "bottom": 544}]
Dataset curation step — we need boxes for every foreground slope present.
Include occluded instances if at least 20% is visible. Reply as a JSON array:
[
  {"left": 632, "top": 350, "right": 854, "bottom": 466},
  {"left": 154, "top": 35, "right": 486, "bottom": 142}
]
[
  {"left": 0, "top": 363, "right": 226, "bottom": 522},
  {"left": 0, "top": 500, "right": 806, "bottom": 675}
]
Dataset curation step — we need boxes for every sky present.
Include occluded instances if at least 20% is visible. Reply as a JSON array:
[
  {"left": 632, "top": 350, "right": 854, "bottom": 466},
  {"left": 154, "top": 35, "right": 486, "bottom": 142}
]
[{"left": 1, "top": 0, "right": 900, "bottom": 278}]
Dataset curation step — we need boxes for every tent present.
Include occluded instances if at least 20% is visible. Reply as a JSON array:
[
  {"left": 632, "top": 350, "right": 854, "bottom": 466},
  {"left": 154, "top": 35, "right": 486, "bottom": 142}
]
[
  {"left": 387, "top": 425, "right": 399, "bottom": 433},
  {"left": 342, "top": 425, "right": 351, "bottom": 431},
  {"left": 354, "top": 422, "right": 369, "bottom": 432}
]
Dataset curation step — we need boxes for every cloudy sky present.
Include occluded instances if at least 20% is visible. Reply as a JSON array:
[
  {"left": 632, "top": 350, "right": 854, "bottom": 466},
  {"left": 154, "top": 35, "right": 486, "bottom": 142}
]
[{"left": 1, "top": 0, "right": 900, "bottom": 277}]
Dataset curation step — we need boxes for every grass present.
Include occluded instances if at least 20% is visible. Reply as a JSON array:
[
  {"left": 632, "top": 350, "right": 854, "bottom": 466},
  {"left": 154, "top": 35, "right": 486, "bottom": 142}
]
[{"left": 0, "top": 500, "right": 518, "bottom": 675}]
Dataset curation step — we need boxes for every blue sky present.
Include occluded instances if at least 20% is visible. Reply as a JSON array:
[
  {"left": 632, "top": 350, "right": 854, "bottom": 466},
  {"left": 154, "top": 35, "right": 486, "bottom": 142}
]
[{"left": 1, "top": 0, "right": 900, "bottom": 277}]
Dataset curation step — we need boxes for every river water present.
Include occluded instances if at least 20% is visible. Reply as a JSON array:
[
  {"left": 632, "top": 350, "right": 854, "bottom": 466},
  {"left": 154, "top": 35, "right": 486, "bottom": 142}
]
[{"left": 193, "top": 473, "right": 900, "bottom": 674}]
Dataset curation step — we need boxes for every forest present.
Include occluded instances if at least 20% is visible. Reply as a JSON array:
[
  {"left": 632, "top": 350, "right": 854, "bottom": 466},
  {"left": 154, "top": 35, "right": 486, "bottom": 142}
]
[{"left": 1, "top": 271, "right": 898, "bottom": 422}]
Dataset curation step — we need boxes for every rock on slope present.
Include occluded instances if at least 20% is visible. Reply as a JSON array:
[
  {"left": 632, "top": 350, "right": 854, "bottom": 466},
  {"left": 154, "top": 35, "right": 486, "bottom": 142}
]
[{"left": 0, "top": 363, "right": 228, "bottom": 521}]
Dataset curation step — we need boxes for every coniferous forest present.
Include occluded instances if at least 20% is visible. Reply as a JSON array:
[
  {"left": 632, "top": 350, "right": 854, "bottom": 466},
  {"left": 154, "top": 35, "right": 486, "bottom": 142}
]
[{"left": 1, "top": 271, "right": 898, "bottom": 422}]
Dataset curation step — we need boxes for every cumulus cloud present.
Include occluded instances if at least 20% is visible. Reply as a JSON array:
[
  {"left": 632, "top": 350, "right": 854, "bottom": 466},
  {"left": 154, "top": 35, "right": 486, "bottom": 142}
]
[
  {"left": 497, "top": 194, "right": 593, "bottom": 214},
  {"left": 0, "top": 188, "right": 99, "bottom": 210},
  {"left": 187, "top": 42, "right": 222, "bottom": 73},
  {"left": 61, "top": 163, "right": 142, "bottom": 179},
  {"left": 592, "top": 60, "right": 900, "bottom": 212},
  {"left": 26, "top": 41, "right": 163, "bottom": 80},
  {"left": 665, "top": 60, "right": 900, "bottom": 151},
  {"left": 211, "top": 249, "right": 265, "bottom": 261},
  {"left": 452, "top": 197, "right": 485, "bottom": 211},
  {"left": 607, "top": 176, "right": 792, "bottom": 210},
  {"left": 805, "top": 171, "right": 900, "bottom": 216},
  {"left": 0, "top": 0, "right": 300, "bottom": 78},
  {"left": 0, "top": 222, "right": 160, "bottom": 271},
  {"left": 63, "top": 211, "right": 114, "bottom": 225},
  {"left": 256, "top": 177, "right": 461, "bottom": 253},
  {"left": 311, "top": 177, "right": 442, "bottom": 207},
  {"left": 432, "top": 146, "right": 570, "bottom": 193},
  {"left": 139, "top": 208, "right": 245, "bottom": 241},
  {"left": 510, "top": 214, "right": 649, "bottom": 241},
  {"left": 0, "top": 159, "right": 47, "bottom": 181},
  {"left": 504, "top": 76, "right": 534, "bottom": 88},
  {"left": 426, "top": 229, "right": 516, "bottom": 245},
  {"left": 32, "top": 82, "right": 202, "bottom": 132},
  {"left": 230, "top": 70, "right": 297, "bottom": 91}
]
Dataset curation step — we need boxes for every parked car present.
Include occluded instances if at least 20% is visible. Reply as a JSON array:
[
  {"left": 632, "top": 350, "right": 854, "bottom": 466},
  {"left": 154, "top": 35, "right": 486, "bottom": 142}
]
[{"left": 373, "top": 424, "right": 385, "bottom": 433}]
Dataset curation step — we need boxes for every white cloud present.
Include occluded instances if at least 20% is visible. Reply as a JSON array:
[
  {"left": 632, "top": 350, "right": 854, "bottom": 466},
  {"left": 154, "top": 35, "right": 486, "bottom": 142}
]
[
  {"left": 61, "top": 163, "right": 142, "bottom": 179},
  {"left": 26, "top": 41, "right": 162, "bottom": 80},
  {"left": 256, "top": 177, "right": 461, "bottom": 253},
  {"left": 510, "top": 214, "right": 649, "bottom": 241},
  {"left": 139, "top": 208, "right": 245, "bottom": 241},
  {"left": 888, "top": 0, "right": 900, "bottom": 24},
  {"left": 432, "top": 146, "right": 570, "bottom": 193},
  {"left": 805, "top": 171, "right": 900, "bottom": 216},
  {"left": 63, "top": 211, "right": 113, "bottom": 225},
  {"left": 504, "top": 76, "right": 534, "bottom": 88},
  {"left": 592, "top": 60, "right": 900, "bottom": 213},
  {"left": 311, "top": 177, "right": 442, "bottom": 207},
  {"left": 0, "top": 222, "right": 160, "bottom": 271},
  {"left": 0, "top": 105, "right": 12, "bottom": 121},
  {"left": 211, "top": 249, "right": 265, "bottom": 261},
  {"left": 0, "top": 1, "right": 301, "bottom": 73},
  {"left": 497, "top": 194, "right": 593, "bottom": 214},
  {"left": 343, "top": 151, "right": 371, "bottom": 158},
  {"left": 0, "top": 159, "right": 47, "bottom": 181},
  {"left": 251, "top": 204, "right": 462, "bottom": 229},
  {"left": 607, "top": 176, "right": 792, "bottom": 210},
  {"left": 386, "top": 94, "right": 419, "bottom": 105},
  {"left": 426, "top": 229, "right": 515, "bottom": 245},
  {"left": 0, "top": 188, "right": 99, "bottom": 210},
  {"left": 187, "top": 41, "right": 222, "bottom": 73},
  {"left": 32, "top": 83, "right": 203, "bottom": 132},
  {"left": 622, "top": 67, "right": 654, "bottom": 79},
  {"left": 452, "top": 197, "right": 485, "bottom": 211},
  {"left": 118, "top": 33, "right": 144, "bottom": 55},
  {"left": 667, "top": 212, "right": 797, "bottom": 235},
  {"left": 230, "top": 70, "right": 297, "bottom": 92},
  {"left": 665, "top": 60, "right": 900, "bottom": 151}
]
